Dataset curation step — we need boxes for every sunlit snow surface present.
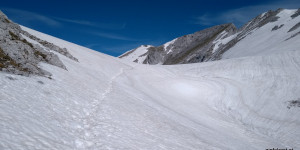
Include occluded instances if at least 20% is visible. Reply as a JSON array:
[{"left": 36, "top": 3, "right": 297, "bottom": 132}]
[
  {"left": 223, "top": 9, "right": 300, "bottom": 59},
  {"left": 1, "top": 13, "right": 300, "bottom": 149},
  {"left": 119, "top": 45, "right": 150, "bottom": 63}
]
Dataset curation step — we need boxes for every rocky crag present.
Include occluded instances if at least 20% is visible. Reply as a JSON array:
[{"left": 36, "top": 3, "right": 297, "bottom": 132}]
[{"left": 0, "top": 10, "right": 78, "bottom": 77}]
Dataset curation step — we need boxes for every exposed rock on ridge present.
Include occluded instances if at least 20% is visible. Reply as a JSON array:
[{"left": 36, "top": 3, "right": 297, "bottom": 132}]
[
  {"left": 120, "top": 8, "right": 292, "bottom": 65},
  {"left": 20, "top": 30, "right": 79, "bottom": 62},
  {"left": 149, "top": 23, "right": 237, "bottom": 64},
  {"left": 0, "top": 10, "right": 78, "bottom": 77}
]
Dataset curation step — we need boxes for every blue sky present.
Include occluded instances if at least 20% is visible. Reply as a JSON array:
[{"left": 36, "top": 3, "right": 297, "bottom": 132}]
[{"left": 1, "top": 0, "right": 299, "bottom": 56}]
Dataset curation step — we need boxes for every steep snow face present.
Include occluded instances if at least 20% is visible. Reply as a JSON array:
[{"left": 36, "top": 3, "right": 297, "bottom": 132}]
[
  {"left": 164, "top": 38, "right": 177, "bottom": 54},
  {"left": 222, "top": 9, "right": 300, "bottom": 59},
  {"left": 1, "top": 25, "right": 300, "bottom": 150},
  {"left": 118, "top": 45, "right": 152, "bottom": 63},
  {"left": 212, "top": 31, "right": 237, "bottom": 53}
]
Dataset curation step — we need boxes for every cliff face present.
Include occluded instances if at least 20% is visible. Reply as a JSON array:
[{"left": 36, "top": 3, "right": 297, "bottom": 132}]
[
  {"left": 120, "top": 8, "right": 300, "bottom": 65},
  {"left": 160, "top": 23, "right": 237, "bottom": 64},
  {"left": 0, "top": 10, "right": 77, "bottom": 77}
]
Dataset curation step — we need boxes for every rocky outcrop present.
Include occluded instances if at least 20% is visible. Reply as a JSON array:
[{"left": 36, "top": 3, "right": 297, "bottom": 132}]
[
  {"left": 271, "top": 24, "right": 284, "bottom": 31},
  {"left": 291, "top": 8, "right": 300, "bottom": 19},
  {"left": 20, "top": 30, "right": 79, "bottom": 62},
  {"left": 128, "top": 23, "right": 238, "bottom": 65},
  {"left": 0, "top": 10, "right": 78, "bottom": 77},
  {"left": 233, "top": 8, "right": 282, "bottom": 41},
  {"left": 288, "top": 22, "right": 300, "bottom": 32}
]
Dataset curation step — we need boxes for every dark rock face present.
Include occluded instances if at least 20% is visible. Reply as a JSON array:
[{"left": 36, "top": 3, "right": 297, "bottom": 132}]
[
  {"left": 120, "top": 9, "right": 285, "bottom": 65},
  {"left": 285, "top": 31, "right": 300, "bottom": 41},
  {"left": 20, "top": 30, "right": 78, "bottom": 62},
  {"left": 288, "top": 22, "right": 300, "bottom": 32},
  {"left": 286, "top": 99, "right": 300, "bottom": 109},
  {"left": 140, "top": 23, "right": 237, "bottom": 65},
  {"left": 272, "top": 24, "right": 284, "bottom": 31},
  {"left": 166, "top": 23, "right": 237, "bottom": 64},
  {"left": 0, "top": 10, "right": 78, "bottom": 77},
  {"left": 291, "top": 8, "right": 300, "bottom": 19},
  {"left": 240, "top": 9, "right": 281, "bottom": 33}
]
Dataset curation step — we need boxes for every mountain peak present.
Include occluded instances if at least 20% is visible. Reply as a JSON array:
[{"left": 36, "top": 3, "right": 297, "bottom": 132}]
[{"left": 119, "top": 8, "right": 300, "bottom": 65}]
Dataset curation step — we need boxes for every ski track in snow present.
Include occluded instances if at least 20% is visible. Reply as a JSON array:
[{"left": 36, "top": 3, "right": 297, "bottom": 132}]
[
  {"left": 75, "top": 68, "right": 125, "bottom": 149},
  {"left": 2, "top": 50, "right": 300, "bottom": 149}
]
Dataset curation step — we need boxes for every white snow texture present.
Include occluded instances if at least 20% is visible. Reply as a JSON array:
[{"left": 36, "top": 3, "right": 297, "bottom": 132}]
[{"left": 0, "top": 9, "right": 300, "bottom": 150}]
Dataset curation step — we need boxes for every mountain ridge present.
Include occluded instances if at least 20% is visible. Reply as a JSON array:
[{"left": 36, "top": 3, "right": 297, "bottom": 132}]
[{"left": 120, "top": 8, "right": 300, "bottom": 65}]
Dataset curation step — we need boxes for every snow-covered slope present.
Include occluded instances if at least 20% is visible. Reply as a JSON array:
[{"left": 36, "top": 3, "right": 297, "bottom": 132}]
[
  {"left": 120, "top": 9, "right": 300, "bottom": 64},
  {"left": 119, "top": 45, "right": 153, "bottom": 63},
  {"left": 1, "top": 10, "right": 300, "bottom": 150},
  {"left": 223, "top": 9, "right": 300, "bottom": 58}
]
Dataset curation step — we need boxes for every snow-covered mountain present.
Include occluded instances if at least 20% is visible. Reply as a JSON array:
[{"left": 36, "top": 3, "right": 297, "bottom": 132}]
[
  {"left": 119, "top": 45, "right": 153, "bottom": 63},
  {"left": 1, "top": 9, "right": 300, "bottom": 150},
  {"left": 120, "top": 8, "right": 300, "bottom": 64}
]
